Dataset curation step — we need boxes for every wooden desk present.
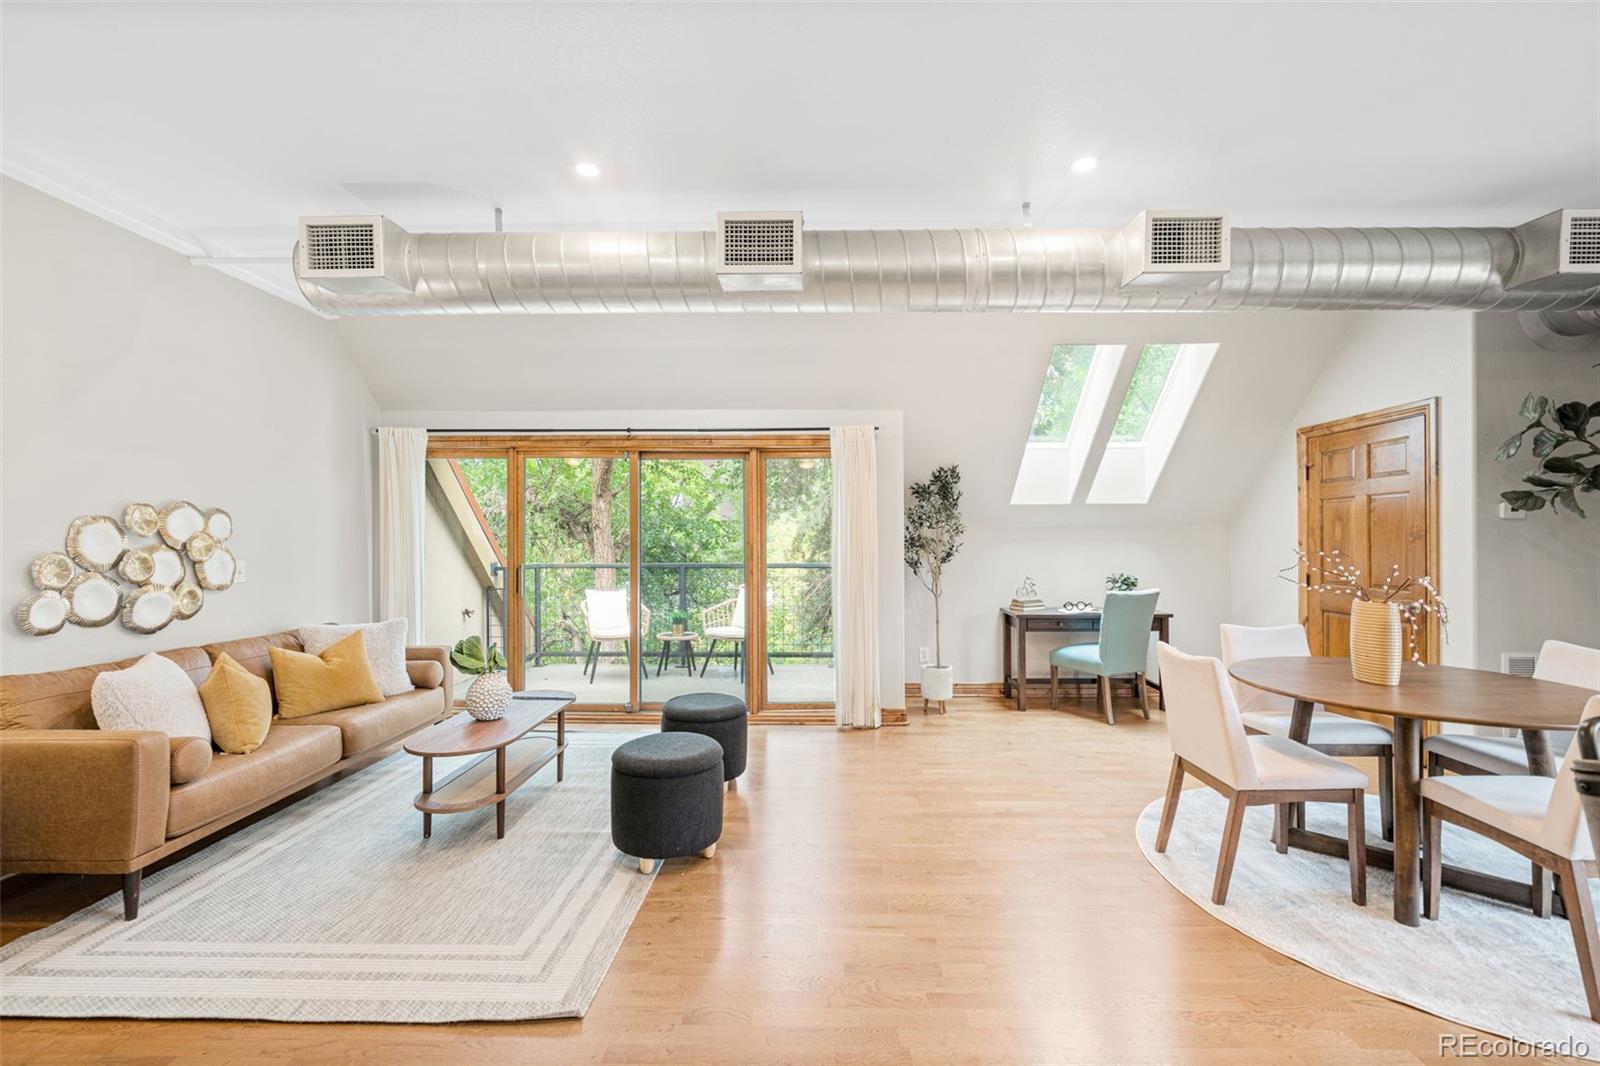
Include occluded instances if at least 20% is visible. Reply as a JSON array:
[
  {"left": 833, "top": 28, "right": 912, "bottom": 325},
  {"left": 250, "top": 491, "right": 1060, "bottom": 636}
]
[
  {"left": 1228, "top": 657, "right": 1595, "bottom": 926},
  {"left": 1001, "top": 608, "right": 1173, "bottom": 712}
]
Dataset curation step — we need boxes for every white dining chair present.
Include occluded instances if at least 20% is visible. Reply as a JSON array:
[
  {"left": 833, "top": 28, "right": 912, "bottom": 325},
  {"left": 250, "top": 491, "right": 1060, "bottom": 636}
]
[
  {"left": 1425, "top": 640, "right": 1600, "bottom": 776},
  {"left": 1423, "top": 694, "right": 1600, "bottom": 1022},
  {"left": 1220, "top": 623, "right": 1395, "bottom": 841},
  {"left": 1154, "top": 643, "right": 1369, "bottom": 906}
]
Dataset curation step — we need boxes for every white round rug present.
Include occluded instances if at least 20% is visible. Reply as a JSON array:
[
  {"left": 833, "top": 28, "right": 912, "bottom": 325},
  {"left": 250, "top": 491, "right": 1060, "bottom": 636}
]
[{"left": 1136, "top": 789, "right": 1600, "bottom": 1059}]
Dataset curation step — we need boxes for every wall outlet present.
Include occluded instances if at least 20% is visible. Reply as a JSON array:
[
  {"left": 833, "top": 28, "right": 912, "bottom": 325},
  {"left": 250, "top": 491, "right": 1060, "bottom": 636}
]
[
  {"left": 918, "top": 646, "right": 931, "bottom": 665},
  {"left": 234, "top": 560, "right": 248, "bottom": 583},
  {"left": 1497, "top": 502, "right": 1527, "bottom": 520}
]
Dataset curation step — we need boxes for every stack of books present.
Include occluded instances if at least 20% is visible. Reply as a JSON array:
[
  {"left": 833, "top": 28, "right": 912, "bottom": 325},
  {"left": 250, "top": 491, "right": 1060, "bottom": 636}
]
[{"left": 1008, "top": 596, "right": 1048, "bottom": 611}]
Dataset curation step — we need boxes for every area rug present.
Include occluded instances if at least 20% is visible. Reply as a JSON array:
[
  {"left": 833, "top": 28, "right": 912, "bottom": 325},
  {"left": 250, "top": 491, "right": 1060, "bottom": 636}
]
[
  {"left": 0, "top": 731, "right": 652, "bottom": 1022},
  {"left": 1137, "top": 790, "right": 1600, "bottom": 1058}
]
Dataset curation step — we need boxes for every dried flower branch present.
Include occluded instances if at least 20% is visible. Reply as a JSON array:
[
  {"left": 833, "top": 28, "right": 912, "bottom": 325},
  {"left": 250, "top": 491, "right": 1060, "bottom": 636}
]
[{"left": 1278, "top": 549, "right": 1450, "bottom": 664}]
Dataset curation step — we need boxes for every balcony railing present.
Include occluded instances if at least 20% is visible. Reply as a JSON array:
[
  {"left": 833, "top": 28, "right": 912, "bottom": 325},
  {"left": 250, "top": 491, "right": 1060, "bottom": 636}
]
[{"left": 480, "top": 561, "right": 832, "bottom": 666}]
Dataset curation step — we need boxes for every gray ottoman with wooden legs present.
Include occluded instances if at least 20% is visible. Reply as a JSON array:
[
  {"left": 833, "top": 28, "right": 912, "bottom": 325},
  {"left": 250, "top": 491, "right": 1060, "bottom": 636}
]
[
  {"left": 660, "top": 692, "right": 748, "bottom": 791},
  {"left": 610, "top": 732, "right": 723, "bottom": 874}
]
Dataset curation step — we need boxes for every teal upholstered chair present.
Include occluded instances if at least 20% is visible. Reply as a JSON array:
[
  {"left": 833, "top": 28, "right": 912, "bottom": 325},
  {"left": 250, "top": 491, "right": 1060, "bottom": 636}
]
[{"left": 1049, "top": 589, "right": 1160, "bottom": 724}]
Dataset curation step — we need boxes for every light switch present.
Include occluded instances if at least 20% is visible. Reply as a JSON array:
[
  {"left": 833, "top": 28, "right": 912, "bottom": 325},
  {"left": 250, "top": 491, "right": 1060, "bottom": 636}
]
[{"left": 1497, "top": 502, "right": 1527, "bottom": 521}]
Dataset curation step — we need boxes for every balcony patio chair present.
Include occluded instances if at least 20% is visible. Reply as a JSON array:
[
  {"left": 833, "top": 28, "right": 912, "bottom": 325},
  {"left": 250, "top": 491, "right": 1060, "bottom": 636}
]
[
  {"left": 580, "top": 589, "right": 650, "bottom": 684},
  {"left": 699, "top": 584, "right": 775, "bottom": 680},
  {"left": 1423, "top": 695, "right": 1600, "bottom": 1021},
  {"left": 1155, "top": 642, "right": 1369, "bottom": 908},
  {"left": 1220, "top": 622, "right": 1395, "bottom": 843},
  {"left": 1049, "top": 589, "right": 1160, "bottom": 724}
]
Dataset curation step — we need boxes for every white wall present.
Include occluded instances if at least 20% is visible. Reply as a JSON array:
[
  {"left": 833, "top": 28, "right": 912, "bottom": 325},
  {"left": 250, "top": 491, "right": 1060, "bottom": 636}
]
[
  {"left": 1, "top": 179, "right": 378, "bottom": 673},
  {"left": 1473, "top": 313, "right": 1600, "bottom": 668},
  {"left": 1227, "top": 312, "right": 1477, "bottom": 667}
]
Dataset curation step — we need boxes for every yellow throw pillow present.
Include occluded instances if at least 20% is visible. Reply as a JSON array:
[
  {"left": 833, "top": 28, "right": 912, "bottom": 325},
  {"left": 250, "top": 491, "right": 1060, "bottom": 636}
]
[
  {"left": 198, "top": 653, "right": 272, "bottom": 754},
  {"left": 270, "top": 631, "right": 384, "bottom": 719}
]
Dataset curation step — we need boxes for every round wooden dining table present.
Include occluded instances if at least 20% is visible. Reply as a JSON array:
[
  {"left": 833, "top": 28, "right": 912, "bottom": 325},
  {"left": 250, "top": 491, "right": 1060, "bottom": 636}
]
[{"left": 1227, "top": 656, "right": 1597, "bottom": 926}]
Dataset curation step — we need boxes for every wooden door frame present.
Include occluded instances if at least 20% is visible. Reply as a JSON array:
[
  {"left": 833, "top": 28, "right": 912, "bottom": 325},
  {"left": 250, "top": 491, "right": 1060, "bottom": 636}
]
[
  {"left": 427, "top": 432, "right": 833, "bottom": 719},
  {"left": 1296, "top": 397, "right": 1441, "bottom": 665}
]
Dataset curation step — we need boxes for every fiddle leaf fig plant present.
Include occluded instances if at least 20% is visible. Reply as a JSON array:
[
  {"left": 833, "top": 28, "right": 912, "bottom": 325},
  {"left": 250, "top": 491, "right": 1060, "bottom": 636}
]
[{"left": 1496, "top": 393, "right": 1600, "bottom": 518}]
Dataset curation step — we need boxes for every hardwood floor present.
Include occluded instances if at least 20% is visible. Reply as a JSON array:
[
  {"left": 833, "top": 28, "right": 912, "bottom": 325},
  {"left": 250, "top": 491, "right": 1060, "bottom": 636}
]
[{"left": 0, "top": 694, "right": 1534, "bottom": 1065}]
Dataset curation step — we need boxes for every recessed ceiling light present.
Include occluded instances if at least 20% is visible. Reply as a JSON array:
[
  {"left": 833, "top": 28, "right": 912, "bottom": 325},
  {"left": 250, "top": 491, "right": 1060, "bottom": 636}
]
[
  {"left": 574, "top": 162, "right": 602, "bottom": 179},
  {"left": 1071, "top": 156, "right": 1099, "bottom": 175}
]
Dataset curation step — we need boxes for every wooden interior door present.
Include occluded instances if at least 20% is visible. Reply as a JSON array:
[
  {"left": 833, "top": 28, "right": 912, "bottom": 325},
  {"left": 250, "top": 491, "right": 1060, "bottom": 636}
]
[{"left": 1299, "top": 400, "right": 1439, "bottom": 670}]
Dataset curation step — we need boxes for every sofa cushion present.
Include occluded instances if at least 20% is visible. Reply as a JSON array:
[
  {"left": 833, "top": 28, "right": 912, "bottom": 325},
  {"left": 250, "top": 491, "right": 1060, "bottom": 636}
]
[
  {"left": 276, "top": 687, "right": 445, "bottom": 757},
  {"left": 406, "top": 659, "right": 445, "bottom": 690},
  {"left": 201, "top": 631, "right": 303, "bottom": 708},
  {"left": 270, "top": 632, "right": 383, "bottom": 719},
  {"left": 0, "top": 647, "right": 210, "bottom": 732},
  {"left": 300, "top": 619, "right": 411, "bottom": 697},
  {"left": 199, "top": 653, "right": 273, "bottom": 755},
  {"left": 167, "top": 724, "right": 342, "bottom": 837},
  {"left": 90, "top": 653, "right": 213, "bottom": 743},
  {"left": 169, "top": 736, "right": 214, "bottom": 785}
]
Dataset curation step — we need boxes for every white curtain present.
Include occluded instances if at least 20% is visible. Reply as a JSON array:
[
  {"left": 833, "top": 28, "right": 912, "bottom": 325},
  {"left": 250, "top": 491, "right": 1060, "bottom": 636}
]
[
  {"left": 831, "top": 426, "right": 881, "bottom": 729},
  {"left": 377, "top": 427, "right": 428, "bottom": 639}
]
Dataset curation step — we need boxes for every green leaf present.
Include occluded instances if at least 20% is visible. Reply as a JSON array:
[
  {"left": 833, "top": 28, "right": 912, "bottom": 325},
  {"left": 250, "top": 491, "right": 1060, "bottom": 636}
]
[
  {"left": 1495, "top": 428, "right": 1529, "bottom": 461},
  {"left": 1557, "top": 488, "right": 1588, "bottom": 518},
  {"left": 1523, "top": 474, "right": 1570, "bottom": 488},
  {"left": 1531, "top": 428, "right": 1564, "bottom": 458},
  {"left": 1543, "top": 455, "right": 1594, "bottom": 476},
  {"left": 450, "top": 635, "right": 488, "bottom": 674},
  {"left": 1500, "top": 490, "right": 1546, "bottom": 512},
  {"left": 1556, "top": 401, "right": 1592, "bottom": 437},
  {"left": 1519, "top": 394, "right": 1549, "bottom": 420}
]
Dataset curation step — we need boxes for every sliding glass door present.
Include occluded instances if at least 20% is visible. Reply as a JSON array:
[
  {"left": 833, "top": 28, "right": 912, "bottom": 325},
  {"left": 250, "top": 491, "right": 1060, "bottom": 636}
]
[
  {"left": 424, "top": 435, "right": 835, "bottom": 718},
  {"left": 639, "top": 457, "right": 746, "bottom": 706}
]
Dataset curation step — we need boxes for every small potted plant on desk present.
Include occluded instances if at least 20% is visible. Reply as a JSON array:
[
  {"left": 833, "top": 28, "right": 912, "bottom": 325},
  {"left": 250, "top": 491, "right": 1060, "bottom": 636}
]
[
  {"left": 906, "top": 464, "right": 964, "bottom": 714},
  {"left": 452, "top": 635, "right": 511, "bottom": 721}
]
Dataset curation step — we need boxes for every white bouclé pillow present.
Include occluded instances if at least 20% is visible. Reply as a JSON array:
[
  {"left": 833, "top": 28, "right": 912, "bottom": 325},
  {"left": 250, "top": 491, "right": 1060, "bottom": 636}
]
[
  {"left": 91, "top": 652, "right": 212, "bottom": 742},
  {"left": 298, "top": 619, "right": 412, "bottom": 697}
]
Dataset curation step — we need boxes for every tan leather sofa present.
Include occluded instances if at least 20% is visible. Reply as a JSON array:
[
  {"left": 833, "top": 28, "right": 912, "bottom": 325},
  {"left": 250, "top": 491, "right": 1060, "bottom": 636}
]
[{"left": 0, "top": 630, "right": 450, "bottom": 919}]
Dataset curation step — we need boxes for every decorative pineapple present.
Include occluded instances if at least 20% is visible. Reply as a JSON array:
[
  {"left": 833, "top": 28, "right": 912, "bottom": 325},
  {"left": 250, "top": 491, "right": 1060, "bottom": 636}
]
[{"left": 451, "top": 636, "right": 512, "bottom": 721}]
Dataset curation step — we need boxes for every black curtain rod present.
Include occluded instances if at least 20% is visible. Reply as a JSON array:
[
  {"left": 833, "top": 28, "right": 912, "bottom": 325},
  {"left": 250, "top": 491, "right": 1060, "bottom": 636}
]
[{"left": 374, "top": 426, "right": 877, "bottom": 435}]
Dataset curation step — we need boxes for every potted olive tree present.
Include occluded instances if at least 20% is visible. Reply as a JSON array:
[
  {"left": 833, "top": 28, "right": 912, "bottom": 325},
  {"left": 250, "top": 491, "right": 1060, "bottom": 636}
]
[{"left": 905, "top": 465, "right": 964, "bottom": 712}]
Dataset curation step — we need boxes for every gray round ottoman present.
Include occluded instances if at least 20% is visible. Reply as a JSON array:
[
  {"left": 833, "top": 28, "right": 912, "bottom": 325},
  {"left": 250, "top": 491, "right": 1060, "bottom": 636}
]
[
  {"left": 610, "top": 732, "right": 724, "bottom": 874},
  {"left": 661, "top": 692, "right": 748, "bottom": 788}
]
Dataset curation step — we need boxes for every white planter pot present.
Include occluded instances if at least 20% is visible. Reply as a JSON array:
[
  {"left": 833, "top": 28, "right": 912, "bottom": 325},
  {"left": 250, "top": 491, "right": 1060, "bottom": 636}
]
[
  {"left": 921, "top": 664, "right": 955, "bottom": 702},
  {"left": 464, "top": 671, "right": 513, "bottom": 720}
]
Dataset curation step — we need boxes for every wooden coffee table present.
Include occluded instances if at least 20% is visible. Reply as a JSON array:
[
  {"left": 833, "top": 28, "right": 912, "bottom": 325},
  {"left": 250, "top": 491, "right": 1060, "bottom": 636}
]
[{"left": 403, "top": 689, "right": 573, "bottom": 840}]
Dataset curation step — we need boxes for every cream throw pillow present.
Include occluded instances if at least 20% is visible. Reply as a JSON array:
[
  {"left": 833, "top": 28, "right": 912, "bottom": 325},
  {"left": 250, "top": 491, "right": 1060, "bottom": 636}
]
[
  {"left": 199, "top": 652, "right": 272, "bottom": 754},
  {"left": 299, "top": 619, "right": 411, "bottom": 697},
  {"left": 91, "top": 652, "right": 212, "bottom": 742},
  {"left": 270, "top": 631, "right": 384, "bottom": 719}
]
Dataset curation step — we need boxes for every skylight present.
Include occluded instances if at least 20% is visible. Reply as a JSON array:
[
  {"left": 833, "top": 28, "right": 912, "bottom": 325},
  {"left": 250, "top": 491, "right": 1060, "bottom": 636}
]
[
  {"left": 1109, "top": 343, "right": 1181, "bottom": 443},
  {"left": 1029, "top": 344, "right": 1098, "bottom": 442},
  {"left": 1087, "top": 342, "right": 1218, "bottom": 505},
  {"left": 1011, "top": 344, "right": 1125, "bottom": 505}
]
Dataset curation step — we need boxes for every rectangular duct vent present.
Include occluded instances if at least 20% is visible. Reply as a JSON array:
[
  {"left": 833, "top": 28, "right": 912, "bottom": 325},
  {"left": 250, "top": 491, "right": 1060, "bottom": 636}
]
[
  {"left": 1120, "top": 210, "right": 1231, "bottom": 292},
  {"left": 716, "top": 211, "right": 803, "bottom": 292},
  {"left": 1500, "top": 652, "right": 1538, "bottom": 678},
  {"left": 303, "top": 221, "right": 377, "bottom": 271},
  {"left": 1568, "top": 214, "right": 1600, "bottom": 266},
  {"left": 1148, "top": 215, "right": 1227, "bottom": 267},
  {"left": 1508, "top": 209, "right": 1600, "bottom": 291},
  {"left": 296, "top": 215, "right": 411, "bottom": 294}
]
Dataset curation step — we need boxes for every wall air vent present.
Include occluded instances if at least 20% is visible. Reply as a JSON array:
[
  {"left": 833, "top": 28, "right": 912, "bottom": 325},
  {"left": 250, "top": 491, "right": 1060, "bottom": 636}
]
[
  {"left": 1500, "top": 652, "right": 1538, "bottom": 678},
  {"left": 1508, "top": 209, "right": 1600, "bottom": 292},
  {"left": 716, "top": 211, "right": 804, "bottom": 292},
  {"left": 1120, "top": 210, "right": 1231, "bottom": 292},
  {"left": 295, "top": 215, "right": 411, "bottom": 294}
]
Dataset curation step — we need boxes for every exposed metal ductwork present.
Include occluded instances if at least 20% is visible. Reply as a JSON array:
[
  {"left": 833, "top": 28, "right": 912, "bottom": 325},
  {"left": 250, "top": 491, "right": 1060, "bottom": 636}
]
[{"left": 293, "top": 212, "right": 1600, "bottom": 348}]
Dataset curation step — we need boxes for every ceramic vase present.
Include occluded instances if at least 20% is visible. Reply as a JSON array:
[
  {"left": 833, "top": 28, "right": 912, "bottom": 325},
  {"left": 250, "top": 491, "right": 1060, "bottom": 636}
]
[
  {"left": 1350, "top": 600, "right": 1402, "bottom": 686},
  {"left": 464, "top": 670, "right": 512, "bottom": 721}
]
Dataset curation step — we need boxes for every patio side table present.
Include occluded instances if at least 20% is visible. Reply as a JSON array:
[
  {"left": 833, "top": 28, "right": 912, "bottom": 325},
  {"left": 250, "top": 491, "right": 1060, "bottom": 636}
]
[{"left": 655, "top": 632, "right": 700, "bottom": 676}]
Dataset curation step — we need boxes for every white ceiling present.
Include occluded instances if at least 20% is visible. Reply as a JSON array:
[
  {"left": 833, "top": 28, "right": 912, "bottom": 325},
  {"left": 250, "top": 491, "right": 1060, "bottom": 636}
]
[{"left": 4, "top": 2, "right": 1596, "bottom": 308}]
